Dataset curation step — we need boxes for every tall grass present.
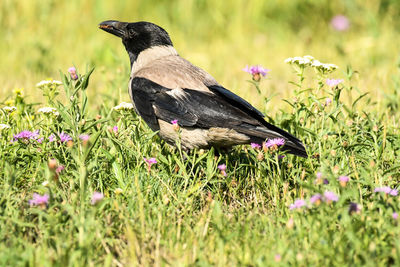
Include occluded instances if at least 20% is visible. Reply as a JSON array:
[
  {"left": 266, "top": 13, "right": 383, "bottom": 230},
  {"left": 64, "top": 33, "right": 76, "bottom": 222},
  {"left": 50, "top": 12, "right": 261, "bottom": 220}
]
[{"left": 1, "top": 0, "right": 400, "bottom": 266}]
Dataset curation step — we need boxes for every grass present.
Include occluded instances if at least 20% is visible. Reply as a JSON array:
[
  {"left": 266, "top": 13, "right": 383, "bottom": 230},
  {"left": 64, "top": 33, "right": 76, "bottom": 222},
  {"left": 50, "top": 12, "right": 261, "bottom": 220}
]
[{"left": 1, "top": 0, "right": 400, "bottom": 266}]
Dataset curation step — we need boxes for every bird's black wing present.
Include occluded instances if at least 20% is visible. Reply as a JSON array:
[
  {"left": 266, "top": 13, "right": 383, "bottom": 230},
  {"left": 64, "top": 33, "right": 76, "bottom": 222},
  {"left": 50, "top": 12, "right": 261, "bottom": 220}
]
[
  {"left": 208, "top": 85, "right": 306, "bottom": 149},
  {"left": 130, "top": 77, "right": 260, "bottom": 130}
]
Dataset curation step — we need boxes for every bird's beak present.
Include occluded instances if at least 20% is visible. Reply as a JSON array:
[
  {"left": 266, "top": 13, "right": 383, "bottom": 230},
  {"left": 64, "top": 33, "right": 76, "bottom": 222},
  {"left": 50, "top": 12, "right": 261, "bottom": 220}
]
[{"left": 99, "top": 20, "right": 126, "bottom": 38}]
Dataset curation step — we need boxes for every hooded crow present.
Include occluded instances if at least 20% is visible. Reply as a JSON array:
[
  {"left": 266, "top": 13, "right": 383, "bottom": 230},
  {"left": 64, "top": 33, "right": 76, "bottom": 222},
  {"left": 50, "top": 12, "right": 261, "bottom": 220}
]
[{"left": 99, "top": 20, "right": 307, "bottom": 158}]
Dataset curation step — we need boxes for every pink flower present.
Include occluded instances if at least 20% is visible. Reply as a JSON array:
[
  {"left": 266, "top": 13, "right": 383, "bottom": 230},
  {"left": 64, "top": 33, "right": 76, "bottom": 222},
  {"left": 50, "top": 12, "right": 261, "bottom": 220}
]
[
  {"left": 56, "top": 165, "right": 65, "bottom": 175},
  {"left": 243, "top": 65, "right": 269, "bottom": 81},
  {"left": 79, "top": 134, "right": 90, "bottom": 141},
  {"left": 323, "top": 191, "right": 339, "bottom": 203},
  {"left": 113, "top": 126, "right": 118, "bottom": 134},
  {"left": 29, "top": 193, "right": 49, "bottom": 207},
  {"left": 310, "top": 194, "right": 322, "bottom": 205},
  {"left": 338, "top": 175, "right": 350, "bottom": 187},
  {"left": 59, "top": 132, "right": 72, "bottom": 143},
  {"left": 251, "top": 143, "right": 261, "bottom": 149},
  {"left": 264, "top": 138, "right": 285, "bottom": 148},
  {"left": 289, "top": 199, "right": 306, "bottom": 210},
  {"left": 331, "top": 15, "right": 350, "bottom": 31},
  {"left": 49, "top": 134, "right": 56, "bottom": 142},
  {"left": 68, "top": 67, "right": 78, "bottom": 80},
  {"left": 325, "top": 98, "right": 332, "bottom": 106},
  {"left": 393, "top": 212, "right": 398, "bottom": 220},
  {"left": 218, "top": 164, "right": 227, "bottom": 176},
  {"left": 326, "top": 78, "right": 343, "bottom": 87},
  {"left": 374, "top": 186, "right": 398, "bottom": 196},
  {"left": 144, "top": 157, "right": 157, "bottom": 172},
  {"left": 171, "top": 120, "right": 178, "bottom": 125},
  {"left": 91, "top": 191, "right": 104, "bottom": 205},
  {"left": 13, "top": 130, "right": 41, "bottom": 142}
]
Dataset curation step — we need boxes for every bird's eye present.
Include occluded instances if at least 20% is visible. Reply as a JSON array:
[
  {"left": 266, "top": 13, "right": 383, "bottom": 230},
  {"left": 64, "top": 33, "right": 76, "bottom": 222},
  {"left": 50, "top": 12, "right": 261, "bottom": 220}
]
[{"left": 128, "top": 29, "right": 136, "bottom": 37}]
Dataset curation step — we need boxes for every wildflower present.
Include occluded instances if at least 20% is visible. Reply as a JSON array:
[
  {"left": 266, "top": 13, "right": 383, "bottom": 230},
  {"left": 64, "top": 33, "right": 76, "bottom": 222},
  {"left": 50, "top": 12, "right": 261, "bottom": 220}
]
[
  {"left": 56, "top": 165, "right": 65, "bottom": 175},
  {"left": 348, "top": 202, "right": 361, "bottom": 215},
  {"left": 393, "top": 212, "right": 398, "bottom": 220},
  {"left": 113, "top": 102, "right": 134, "bottom": 111},
  {"left": 289, "top": 199, "right": 306, "bottom": 210},
  {"left": 323, "top": 191, "right": 339, "bottom": 203},
  {"left": 218, "top": 164, "right": 227, "bottom": 176},
  {"left": 310, "top": 194, "right": 322, "bottom": 206},
  {"left": 264, "top": 138, "right": 285, "bottom": 152},
  {"left": 0, "top": 124, "right": 10, "bottom": 130},
  {"left": 38, "top": 107, "right": 59, "bottom": 116},
  {"left": 325, "top": 98, "right": 332, "bottom": 106},
  {"left": 42, "top": 181, "right": 49, "bottom": 187},
  {"left": 278, "top": 155, "right": 286, "bottom": 160},
  {"left": 29, "top": 193, "right": 49, "bottom": 207},
  {"left": 114, "top": 188, "right": 123, "bottom": 195},
  {"left": 326, "top": 78, "right": 343, "bottom": 87},
  {"left": 171, "top": 119, "right": 179, "bottom": 131},
  {"left": 79, "top": 134, "right": 90, "bottom": 141},
  {"left": 3, "top": 106, "right": 17, "bottom": 113},
  {"left": 36, "top": 79, "right": 62, "bottom": 88},
  {"left": 68, "top": 67, "right": 78, "bottom": 80},
  {"left": 144, "top": 157, "right": 157, "bottom": 172},
  {"left": 13, "top": 130, "right": 41, "bottom": 143},
  {"left": 48, "top": 158, "right": 57, "bottom": 170},
  {"left": 338, "top": 175, "right": 350, "bottom": 187},
  {"left": 13, "top": 88, "right": 24, "bottom": 98},
  {"left": 251, "top": 143, "right": 261, "bottom": 149},
  {"left": 48, "top": 134, "right": 56, "bottom": 142},
  {"left": 323, "top": 179, "right": 329, "bottom": 185},
  {"left": 243, "top": 65, "right": 269, "bottom": 81},
  {"left": 374, "top": 186, "right": 398, "bottom": 196},
  {"left": 331, "top": 15, "right": 350, "bottom": 31},
  {"left": 274, "top": 254, "right": 282, "bottom": 262},
  {"left": 315, "top": 172, "right": 323, "bottom": 184},
  {"left": 59, "top": 132, "right": 72, "bottom": 143},
  {"left": 91, "top": 191, "right": 104, "bottom": 205},
  {"left": 113, "top": 126, "right": 118, "bottom": 134}
]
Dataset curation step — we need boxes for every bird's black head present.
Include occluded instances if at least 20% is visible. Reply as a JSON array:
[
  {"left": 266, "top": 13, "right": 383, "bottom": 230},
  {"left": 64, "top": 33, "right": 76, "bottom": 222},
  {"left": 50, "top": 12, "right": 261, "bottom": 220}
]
[{"left": 99, "top": 20, "right": 173, "bottom": 65}]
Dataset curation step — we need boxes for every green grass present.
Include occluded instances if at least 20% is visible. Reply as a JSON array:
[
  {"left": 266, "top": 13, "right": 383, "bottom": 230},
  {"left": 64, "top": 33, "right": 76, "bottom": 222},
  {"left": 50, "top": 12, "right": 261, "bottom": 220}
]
[{"left": 1, "top": 0, "right": 400, "bottom": 266}]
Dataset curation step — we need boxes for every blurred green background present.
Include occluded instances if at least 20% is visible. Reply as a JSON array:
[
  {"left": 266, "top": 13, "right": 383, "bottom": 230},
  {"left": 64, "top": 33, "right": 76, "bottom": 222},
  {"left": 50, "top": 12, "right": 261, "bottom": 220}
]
[{"left": 1, "top": 0, "right": 399, "bottom": 111}]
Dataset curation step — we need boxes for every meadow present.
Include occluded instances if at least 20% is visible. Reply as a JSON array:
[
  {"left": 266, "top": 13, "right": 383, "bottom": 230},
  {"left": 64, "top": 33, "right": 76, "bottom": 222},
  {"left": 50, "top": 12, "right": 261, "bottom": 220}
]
[{"left": 1, "top": 0, "right": 400, "bottom": 266}]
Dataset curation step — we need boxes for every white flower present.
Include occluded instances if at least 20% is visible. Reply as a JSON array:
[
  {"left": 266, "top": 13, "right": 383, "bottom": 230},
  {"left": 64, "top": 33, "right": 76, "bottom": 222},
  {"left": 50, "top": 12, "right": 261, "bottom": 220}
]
[
  {"left": 284, "top": 57, "right": 294, "bottom": 63},
  {"left": 113, "top": 102, "right": 134, "bottom": 111},
  {"left": 36, "top": 80, "right": 63, "bottom": 88},
  {"left": 311, "top": 60, "right": 323, "bottom": 67},
  {"left": 2, "top": 106, "right": 17, "bottom": 113},
  {"left": 0, "top": 124, "right": 11, "bottom": 130},
  {"left": 303, "top": 55, "right": 314, "bottom": 61},
  {"left": 38, "top": 107, "right": 59, "bottom": 116}
]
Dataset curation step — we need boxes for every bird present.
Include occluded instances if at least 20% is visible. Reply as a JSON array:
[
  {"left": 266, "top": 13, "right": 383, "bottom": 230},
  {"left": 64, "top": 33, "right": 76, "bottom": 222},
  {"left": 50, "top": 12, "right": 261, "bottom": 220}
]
[{"left": 99, "top": 20, "right": 307, "bottom": 158}]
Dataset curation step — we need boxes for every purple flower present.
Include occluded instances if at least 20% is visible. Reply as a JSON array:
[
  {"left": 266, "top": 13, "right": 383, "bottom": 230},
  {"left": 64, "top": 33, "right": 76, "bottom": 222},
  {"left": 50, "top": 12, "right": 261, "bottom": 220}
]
[
  {"left": 13, "top": 130, "right": 40, "bottom": 142},
  {"left": 251, "top": 143, "right": 261, "bottom": 149},
  {"left": 323, "top": 179, "right": 329, "bottom": 185},
  {"left": 374, "top": 186, "right": 398, "bottom": 196},
  {"left": 144, "top": 157, "right": 157, "bottom": 165},
  {"left": 323, "top": 191, "right": 339, "bottom": 203},
  {"left": 278, "top": 155, "right": 286, "bottom": 160},
  {"left": 29, "top": 193, "right": 49, "bottom": 207},
  {"left": 91, "top": 191, "right": 104, "bottom": 205},
  {"left": 331, "top": 15, "right": 350, "bottom": 31},
  {"left": 171, "top": 119, "right": 178, "bottom": 125},
  {"left": 325, "top": 98, "right": 332, "bottom": 106},
  {"left": 289, "top": 199, "right": 306, "bottom": 210},
  {"left": 264, "top": 138, "right": 285, "bottom": 148},
  {"left": 218, "top": 164, "right": 227, "bottom": 176},
  {"left": 393, "top": 212, "right": 398, "bottom": 220},
  {"left": 56, "top": 165, "right": 65, "bottom": 175},
  {"left": 326, "top": 78, "right": 343, "bottom": 87},
  {"left": 79, "top": 134, "right": 90, "bottom": 141},
  {"left": 49, "top": 134, "right": 56, "bottom": 142},
  {"left": 113, "top": 126, "right": 118, "bottom": 133},
  {"left": 68, "top": 67, "right": 78, "bottom": 80},
  {"left": 338, "top": 176, "right": 350, "bottom": 186},
  {"left": 348, "top": 202, "right": 361, "bottom": 214},
  {"left": 144, "top": 157, "right": 157, "bottom": 172},
  {"left": 59, "top": 132, "right": 72, "bottom": 143},
  {"left": 243, "top": 65, "right": 269, "bottom": 81},
  {"left": 310, "top": 194, "right": 322, "bottom": 205}
]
